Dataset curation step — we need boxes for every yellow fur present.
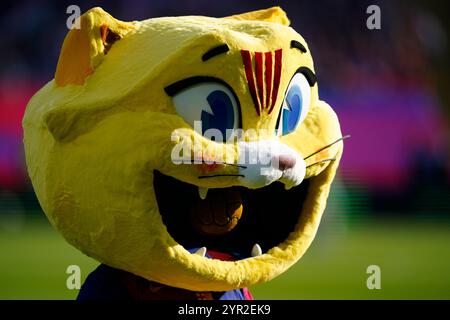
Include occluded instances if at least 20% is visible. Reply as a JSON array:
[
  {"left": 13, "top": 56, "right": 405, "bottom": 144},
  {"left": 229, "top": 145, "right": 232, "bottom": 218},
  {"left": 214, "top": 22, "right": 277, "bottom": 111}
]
[{"left": 23, "top": 7, "right": 343, "bottom": 291}]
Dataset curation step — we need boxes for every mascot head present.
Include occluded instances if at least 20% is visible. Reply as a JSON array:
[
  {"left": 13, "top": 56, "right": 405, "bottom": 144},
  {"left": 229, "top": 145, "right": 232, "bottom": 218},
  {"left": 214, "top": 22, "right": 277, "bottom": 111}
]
[{"left": 23, "top": 7, "right": 343, "bottom": 291}]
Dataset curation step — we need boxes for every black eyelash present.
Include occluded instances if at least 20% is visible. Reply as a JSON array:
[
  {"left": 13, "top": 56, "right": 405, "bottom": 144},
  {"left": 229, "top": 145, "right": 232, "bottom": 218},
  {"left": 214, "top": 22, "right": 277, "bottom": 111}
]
[
  {"left": 296, "top": 67, "right": 317, "bottom": 87},
  {"left": 164, "top": 76, "right": 220, "bottom": 96}
]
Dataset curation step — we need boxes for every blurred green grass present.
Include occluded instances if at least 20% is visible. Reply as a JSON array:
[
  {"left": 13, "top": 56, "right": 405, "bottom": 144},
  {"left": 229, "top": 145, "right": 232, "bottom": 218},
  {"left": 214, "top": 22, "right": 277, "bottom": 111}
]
[{"left": 1, "top": 215, "right": 449, "bottom": 299}]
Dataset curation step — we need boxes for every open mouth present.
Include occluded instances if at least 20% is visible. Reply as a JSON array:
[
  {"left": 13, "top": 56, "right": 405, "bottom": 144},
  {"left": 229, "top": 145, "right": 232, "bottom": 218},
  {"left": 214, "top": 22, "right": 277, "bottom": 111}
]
[{"left": 153, "top": 170, "right": 310, "bottom": 261}]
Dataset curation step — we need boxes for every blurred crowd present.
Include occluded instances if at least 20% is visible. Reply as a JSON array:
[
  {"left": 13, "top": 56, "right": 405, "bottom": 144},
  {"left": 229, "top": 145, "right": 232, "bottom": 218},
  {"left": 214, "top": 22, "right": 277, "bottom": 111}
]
[{"left": 0, "top": 0, "right": 449, "bottom": 217}]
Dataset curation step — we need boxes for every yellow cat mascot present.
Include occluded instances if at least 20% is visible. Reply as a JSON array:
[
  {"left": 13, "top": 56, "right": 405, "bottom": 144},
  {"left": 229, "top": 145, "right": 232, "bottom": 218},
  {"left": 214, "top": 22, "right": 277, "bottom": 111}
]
[{"left": 23, "top": 6, "right": 344, "bottom": 300}]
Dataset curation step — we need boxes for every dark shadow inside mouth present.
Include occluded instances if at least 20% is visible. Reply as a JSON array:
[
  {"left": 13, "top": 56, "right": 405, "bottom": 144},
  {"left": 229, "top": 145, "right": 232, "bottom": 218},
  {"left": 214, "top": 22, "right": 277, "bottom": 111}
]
[{"left": 153, "top": 170, "right": 310, "bottom": 259}]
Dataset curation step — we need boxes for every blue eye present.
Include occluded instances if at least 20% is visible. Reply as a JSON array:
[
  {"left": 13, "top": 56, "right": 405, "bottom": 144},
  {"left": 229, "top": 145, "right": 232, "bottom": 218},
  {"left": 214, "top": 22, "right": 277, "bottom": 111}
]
[
  {"left": 201, "top": 90, "right": 235, "bottom": 140},
  {"left": 277, "top": 73, "right": 311, "bottom": 136},
  {"left": 171, "top": 81, "right": 240, "bottom": 142}
]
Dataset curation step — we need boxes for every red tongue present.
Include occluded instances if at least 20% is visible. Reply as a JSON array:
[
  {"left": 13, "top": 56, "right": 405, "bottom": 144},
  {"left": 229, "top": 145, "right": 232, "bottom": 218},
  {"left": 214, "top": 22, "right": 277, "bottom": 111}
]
[
  {"left": 207, "top": 250, "right": 236, "bottom": 261},
  {"left": 190, "top": 188, "right": 243, "bottom": 236}
]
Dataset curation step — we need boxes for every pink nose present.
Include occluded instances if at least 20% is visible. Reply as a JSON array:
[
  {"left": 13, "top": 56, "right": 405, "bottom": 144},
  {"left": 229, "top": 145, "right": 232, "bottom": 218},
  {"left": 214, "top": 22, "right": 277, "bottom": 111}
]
[{"left": 276, "top": 155, "right": 297, "bottom": 171}]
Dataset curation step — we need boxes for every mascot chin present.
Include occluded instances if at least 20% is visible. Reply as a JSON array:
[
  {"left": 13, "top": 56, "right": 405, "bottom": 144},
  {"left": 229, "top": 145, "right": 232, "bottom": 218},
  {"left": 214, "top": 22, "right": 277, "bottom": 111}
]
[{"left": 23, "top": 6, "right": 344, "bottom": 300}]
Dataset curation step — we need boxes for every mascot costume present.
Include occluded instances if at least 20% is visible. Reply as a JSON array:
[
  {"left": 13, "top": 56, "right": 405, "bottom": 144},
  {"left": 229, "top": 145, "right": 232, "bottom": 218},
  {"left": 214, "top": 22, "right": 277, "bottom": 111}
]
[{"left": 23, "top": 7, "right": 344, "bottom": 300}]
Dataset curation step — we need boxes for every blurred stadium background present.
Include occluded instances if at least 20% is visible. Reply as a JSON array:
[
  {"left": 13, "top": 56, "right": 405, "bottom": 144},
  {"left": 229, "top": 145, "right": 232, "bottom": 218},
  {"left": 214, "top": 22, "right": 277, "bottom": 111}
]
[{"left": 0, "top": 0, "right": 449, "bottom": 299}]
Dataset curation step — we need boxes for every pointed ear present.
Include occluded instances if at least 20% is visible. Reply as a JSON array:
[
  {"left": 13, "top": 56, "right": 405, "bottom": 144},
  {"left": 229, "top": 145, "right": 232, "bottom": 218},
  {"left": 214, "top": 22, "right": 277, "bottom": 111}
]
[
  {"left": 223, "top": 6, "right": 290, "bottom": 26},
  {"left": 55, "top": 7, "right": 135, "bottom": 87}
]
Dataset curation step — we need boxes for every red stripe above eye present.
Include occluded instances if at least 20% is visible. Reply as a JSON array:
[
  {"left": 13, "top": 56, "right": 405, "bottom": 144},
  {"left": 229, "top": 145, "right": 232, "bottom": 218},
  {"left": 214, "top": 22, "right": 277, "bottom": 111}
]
[
  {"left": 254, "top": 52, "right": 264, "bottom": 110},
  {"left": 264, "top": 51, "right": 273, "bottom": 111},
  {"left": 268, "top": 49, "right": 282, "bottom": 114},
  {"left": 241, "top": 50, "right": 261, "bottom": 116}
]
